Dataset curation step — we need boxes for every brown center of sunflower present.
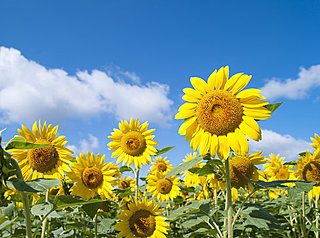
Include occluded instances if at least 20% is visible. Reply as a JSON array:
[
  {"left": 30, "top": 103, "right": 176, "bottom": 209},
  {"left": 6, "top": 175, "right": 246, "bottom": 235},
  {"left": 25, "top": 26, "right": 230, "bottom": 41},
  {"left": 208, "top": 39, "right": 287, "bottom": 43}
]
[
  {"left": 157, "top": 178, "right": 173, "bottom": 194},
  {"left": 230, "top": 156, "right": 254, "bottom": 188},
  {"left": 196, "top": 90, "right": 243, "bottom": 136},
  {"left": 27, "top": 139, "right": 58, "bottom": 173},
  {"left": 120, "top": 180, "right": 130, "bottom": 189},
  {"left": 303, "top": 161, "right": 320, "bottom": 182},
  {"left": 82, "top": 166, "right": 103, "bottom": 189},
  {"left": 156, "top": 162, "right": 167, "bottom": 172},
  {"left": 120, "top": 131, "right": 147, "bottom": 156},
  {"left": 129, "top": 209, "right": 156, "bottom": 237}
]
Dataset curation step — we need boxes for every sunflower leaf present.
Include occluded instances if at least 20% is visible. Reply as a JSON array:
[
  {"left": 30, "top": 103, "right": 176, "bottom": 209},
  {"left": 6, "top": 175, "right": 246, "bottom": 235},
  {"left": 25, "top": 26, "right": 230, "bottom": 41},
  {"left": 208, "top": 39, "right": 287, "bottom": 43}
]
[
  {"left": 119, "top": 166, "right": 134, "bottom": 173},
  {"left": 6, "top": 178, "right": 60, "bottom": 193},
  {"left": 165, "top": 155, "right": 203, "bottom": 178},
  {"left": 54, "top": 196, "right": 104, "bottom": 209},
  {"left": 5, "top": 136, "right": 51, "bottom": 150},
  {"left": 82, "top": 202, "right": 102, "bottom": 220},
  {"left": 155, "top": 146, "right": 175, "bottom": 156},
  {"left": 264, "top": 102, "right": 283, "bottom": 113}
]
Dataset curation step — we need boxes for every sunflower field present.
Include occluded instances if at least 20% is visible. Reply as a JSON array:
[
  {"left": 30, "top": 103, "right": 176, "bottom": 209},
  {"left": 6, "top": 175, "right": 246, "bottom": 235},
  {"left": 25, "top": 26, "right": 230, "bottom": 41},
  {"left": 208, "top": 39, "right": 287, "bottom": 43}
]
[{"left": 1, "top": 66, "right": 320, "bottom": 238}]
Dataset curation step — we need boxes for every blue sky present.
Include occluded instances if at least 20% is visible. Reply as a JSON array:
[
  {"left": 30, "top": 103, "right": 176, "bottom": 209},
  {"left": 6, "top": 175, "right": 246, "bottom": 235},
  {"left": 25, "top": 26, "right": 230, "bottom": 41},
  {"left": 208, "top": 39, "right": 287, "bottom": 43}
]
[{"left": 0, "top": 1, "right": 320, "bottom": 175}]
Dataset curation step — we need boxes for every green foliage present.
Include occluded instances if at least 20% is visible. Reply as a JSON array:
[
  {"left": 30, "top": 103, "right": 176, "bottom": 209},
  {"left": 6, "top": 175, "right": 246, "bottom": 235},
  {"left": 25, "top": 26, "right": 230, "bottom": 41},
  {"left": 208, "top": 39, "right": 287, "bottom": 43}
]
[
  {"left": 155, "top": 146, "right": 175, "bottom": 156},
  {"left": 264, "top": 102, "right": 283, "bottom": 113},
  {"left": 6, "top": 177, "right": 61, "bottom": 193},
  {"left": 5, "top": 135, "right": 51, "bottom": 150},
  {"left": 165, "top": 155, "right": 203, "bottom": 178}
]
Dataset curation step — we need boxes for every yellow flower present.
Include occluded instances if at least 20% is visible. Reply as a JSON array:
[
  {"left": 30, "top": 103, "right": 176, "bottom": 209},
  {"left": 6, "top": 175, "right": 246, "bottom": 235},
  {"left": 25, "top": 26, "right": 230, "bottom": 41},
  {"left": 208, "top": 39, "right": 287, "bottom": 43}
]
[
  {"left": 263, "top": 154, "right": 285, "bottom": 177},
  {"left": 108, "top": 118, "right": 158, "bottom": 169},
  {"left": 115, "top": 198, "right": 169, "bottom": 238},
  {"left": 182, "top": 152, "right": 206, "bottom": 187},
  {"left": 147, "top": 171, "right": 180, "bottom": 202},
  {"left": 295, "top": 150, "right": 320, "bottom": 200},
  {"left": 311, "top": 134, "right": 320, "bottom": 151},
  {"left": 150, "top": 156, "right": 173, "bottom": 173},
  {"left": 229, "top": 151, "right": 265, "bottom": 189},
  {"left": 116, "top": 176, "right": 136, "bottom": 191},
  {"left": 9, "top": 121, "right": 73, "bottom": 180},
  {"left": 175, "top": 66, "right": 271, "bottom": 159},
  {"left": 66, "top": 152, "right": 118, "bottom": 200}
]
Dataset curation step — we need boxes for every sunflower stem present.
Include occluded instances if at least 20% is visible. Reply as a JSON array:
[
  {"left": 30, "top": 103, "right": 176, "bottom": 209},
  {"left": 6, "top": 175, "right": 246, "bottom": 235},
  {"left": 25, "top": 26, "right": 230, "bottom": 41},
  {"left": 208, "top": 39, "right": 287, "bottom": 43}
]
[
  {"left": 135, "top": 168, "right": 140, "bottom": 200},
  {"left": 10, "top": 157, "right": 32, "bottom": 238},
  {"left": 316, "top": 196, "right": 319, "bottom": 238},
  {"left": 225, "top": 157, "right": 233, "bottom": 238},
  {"left": 94, "top": 213, "right": 98, "bottom": 238},
  {"left": 41, "top": 190, "right": 49, "bottom": 238}
]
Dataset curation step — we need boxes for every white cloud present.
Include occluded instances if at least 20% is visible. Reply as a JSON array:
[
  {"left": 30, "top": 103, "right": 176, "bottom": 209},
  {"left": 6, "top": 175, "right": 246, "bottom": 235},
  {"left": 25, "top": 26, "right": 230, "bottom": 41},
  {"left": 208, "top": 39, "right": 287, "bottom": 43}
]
[
  {"left": 261, "top": 65, "right": 320, "bottom": 101},
  {"left": 67, "top": 134, "right": 99, "bottom": 155},
  {"left": 0, "top": 47, "right": 173, "bottom": 126},
  {"left": 249, "top": 129, "right": 314, "bottom": 161}
]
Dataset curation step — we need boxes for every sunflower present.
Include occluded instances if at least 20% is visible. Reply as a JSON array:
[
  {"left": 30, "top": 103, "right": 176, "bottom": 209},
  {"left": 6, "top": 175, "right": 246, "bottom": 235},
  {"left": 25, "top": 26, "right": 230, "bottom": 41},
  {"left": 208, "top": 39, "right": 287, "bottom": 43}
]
[
  {"left": 295, "top": 150, "right": 320, "bottom": 199},
  {"left": 9, "top": 121, "right": 73, "bottom": 180},
  {"left": 175, "top": 66, "right": 271, "bottom": 159},
  {"left": 147, "top": 172, "right": 180, "bottom": 202},
  {"left": 116, "top": 176, "right": 136, "bottom": 191},
  {"left": 311, "top": 133, "right": 320, "bottom": 151},
  {"left": 150, "top": 156, "right": 173, "bottom": 173},
  {"left": 263, "top": 154, "right": 285, "bottom": 178},
  {"left": 115, "top": 198, "right": 169, "bottom": 238},
  {"left": 66, "top": 152, "right": 118, "bottom": 200},
  {"left": 229, "top": 151, "right": 265, "bottom": 189},
  {"left": 108, "top": 118, "right": 158, "bottom": 169},
  {"left": 182, "top": 152, "right": 206, "bottom": 188}
]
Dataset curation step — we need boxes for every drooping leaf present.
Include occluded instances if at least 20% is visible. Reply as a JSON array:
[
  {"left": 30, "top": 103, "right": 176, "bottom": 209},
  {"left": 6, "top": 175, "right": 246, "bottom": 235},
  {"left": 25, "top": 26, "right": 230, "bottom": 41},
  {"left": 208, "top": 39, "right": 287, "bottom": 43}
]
[
  {"left": 6, "top": 178, "right": 61, "bottom": 193},
  {"left": 82, "top": 202, "right": 102, "bottom": 220},
  {"left": 165, "top": 155, "right": 203, "bottom": 178},
  {"left": 119, "top": 166, "right": 134, "bottom": 173},
  {"left": 5, "top": 136, "right": 51, "bottom": 150},
  {"left": 155, "top": 146, "right": 175, "bottom": 156},
  {"left": 264, "top": 102, "right": 283, "bottom": 114},
  {"left": 248, "top": 179, "right": 313, "bottom": 190},
  {"left": 54, "top": 195, "right": 103, "bottom": 209}
]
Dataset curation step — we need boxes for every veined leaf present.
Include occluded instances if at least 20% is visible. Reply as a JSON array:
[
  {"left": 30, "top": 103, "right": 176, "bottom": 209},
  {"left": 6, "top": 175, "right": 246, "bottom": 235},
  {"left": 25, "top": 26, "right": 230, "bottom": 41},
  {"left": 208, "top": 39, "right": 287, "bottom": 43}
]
[
  {"left": 165, "top": 155, "right": 203, "bottom": 178},
  {"left": 5, "top": 136, "right": 51, "bottom": 150},
  {"left": 7, "top": 178, "right": 61, "bottom": 193},
  {"left": 155, "top": 146, "right": 175, "bottom": 156},
  {"left": 264, "top": 102, "right": 283, "bottom": 113}
]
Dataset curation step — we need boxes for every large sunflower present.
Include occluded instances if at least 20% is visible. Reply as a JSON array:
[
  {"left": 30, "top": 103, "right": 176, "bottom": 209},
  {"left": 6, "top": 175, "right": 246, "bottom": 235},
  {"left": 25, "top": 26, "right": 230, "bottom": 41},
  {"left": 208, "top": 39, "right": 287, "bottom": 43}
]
[
  {"left": 295, "top": 150, "right": 320, "bottom": 199},
  {"left": 108, "top": 118, "right": 158, "bottom": 169},
  {"left": 9, "top": 121, "right": 73, "bottom": 180},
  {"left": 175, "top": 66, "right": 271, "bottom": 159},
  {"left": 66, "top": 152, "right": 118, "bottom": 200},
  {"left": 115, "top": 198, "right": 169, "bottom": 238},
  {"left": 147, "top": 171, "right": 180, "bottom": 202}
]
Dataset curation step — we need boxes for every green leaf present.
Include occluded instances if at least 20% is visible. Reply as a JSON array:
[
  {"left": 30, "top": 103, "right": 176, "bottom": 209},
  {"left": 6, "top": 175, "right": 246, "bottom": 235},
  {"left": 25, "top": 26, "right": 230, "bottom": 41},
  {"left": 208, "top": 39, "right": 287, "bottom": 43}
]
[
  {"left": 283, "top": 161, "right": 297, "bottom": 166},
  {"left": 31, "top": 202, "right": 54, "bottom": 216},
  {"left": 165, "top": 155, "right": 203, "bottom": 178},
  {"left": 119, "top": 166, "right": 134, "bottom": 173},
  {"left": 65, "top": 223, "right": 85, "bottom": 231},
  {"left": 82, "top": 202, "right": 102, "bottom": 220},
  {"left": 248, "top": 179, "right": 313, "bottom": 190},
  {"left": 287, "top": 181, "right": 316, "bottom": 198},
  {"left": 0, "top": 216, "right": 19, "bottom": 231},
  {"left": 7, "top": 178, "right": 61, "bottom": 193},
  {"left": 155, "top": 146, "right": 174, "bottom": 156},
  {"left": 5, "top": 136, "right": 51, "bottom": 150},
  {"left": 188, "top": 163, "right": 216, "bottom": 176},
  {"left": 98, "top": 218, "right": 117, "bottom": 234},
  {"left": 242, "top": 205, "right": 279, "bottom": 229},
  {"left": 264, "top": 102, "right": 283, "bottom": 113},
  {"left": 299, "top": 152, "right": 307, "bottom": 157},
  {"left": 54, "top": 196, "right": 103, "bottom": 209}
]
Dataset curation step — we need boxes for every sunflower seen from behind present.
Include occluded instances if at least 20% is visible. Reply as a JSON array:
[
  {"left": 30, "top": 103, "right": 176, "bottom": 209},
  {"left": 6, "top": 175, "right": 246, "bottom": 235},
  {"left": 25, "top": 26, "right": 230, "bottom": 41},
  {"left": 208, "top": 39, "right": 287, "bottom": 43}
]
[
  {"left": 66, "top": 152, "right": 118, "bottom": 200},
  {"left": 9, "top": 121, "right": 73, "bottom": 180},
  {"left": 175, "top": 66, "right": 271, "bottom": 159},
  {"left": 115, "top": 198, "right": 169, "bottom": 238},
  {"left": 147, "top": 171, "right": 180, "bottom": 202},
  {"left": 108, "top": 118, "right": 158, "bottom": 169},
  {"left": 295, "top": 150, "right": 320, "bottom": 200}
]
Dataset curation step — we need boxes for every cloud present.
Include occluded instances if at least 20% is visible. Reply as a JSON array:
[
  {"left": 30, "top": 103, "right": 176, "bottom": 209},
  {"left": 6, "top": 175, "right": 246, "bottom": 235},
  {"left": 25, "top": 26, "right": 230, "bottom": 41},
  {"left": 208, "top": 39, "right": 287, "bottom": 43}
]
[
  {"left": 261, "top": 65, "right": 320, "bottom": 101},
  {"left": 0, "top": 47, "right": 173, "bottom": 126},
  {"left": 249, "top": 129, "right": 314, "bottom": 161},
  {"left": 67, "top": 134, "right": 99, "bottom": 155}
]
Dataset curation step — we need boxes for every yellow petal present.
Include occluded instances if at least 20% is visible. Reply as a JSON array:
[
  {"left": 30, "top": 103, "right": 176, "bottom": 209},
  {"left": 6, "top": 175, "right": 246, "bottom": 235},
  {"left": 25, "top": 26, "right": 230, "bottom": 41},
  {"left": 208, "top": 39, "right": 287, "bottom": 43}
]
[
  {"left": 190, "top": 77, "right": 208, "bottom": 95},
  {"left": 199, "top": 132, "right": 210, "bottom": 156},
  {"left": 215, "top": 66, "right": 227, "bottom": 90},
  {"left": 178, "top": 117, "right": 197, "bottom": 135},
  {"left": 230, "top": 74, "right": 252, "bottom": 94},
  {"left": 207, "top": 69, "right": 217, "bottom": 90},
  {"left": 175, "top": 110, "right": 195, "bottom": 120},
  {"left": 178, "top": 102, "right": 197, "bottom": 111},
  {"left": 242, "top": 116, "right": 261, "bottom": 134},
  {"left": 235, "top": 128, "right": 248, "bottom": 155},
  {"left": 226, "top": 131, "right": 241, "bottom": 154},
  {"left": 209, "top": 134, "right": 218, "bottom": 157},
  {"left": 236, "top": 88, "right": 265, "bottom": 99},
  {"left": 239, "top": 121, "right": 261, "bottom": 141},
  {"left": 224, "top": 73, "right": 243, "bottom": 92},
  {"left": 217, "top": 135, "right": 230, "bottom": 160}
]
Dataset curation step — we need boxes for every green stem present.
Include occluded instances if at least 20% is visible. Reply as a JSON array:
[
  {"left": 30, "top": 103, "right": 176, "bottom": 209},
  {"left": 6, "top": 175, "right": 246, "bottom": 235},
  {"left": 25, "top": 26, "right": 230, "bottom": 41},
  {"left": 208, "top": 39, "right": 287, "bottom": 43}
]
[
  {"left": 225, "top": 157, "right": 233, "bottom": 238},
  {"left": 10, "top": 157, "right": 32, "bottom": 238},
  {"left": 135, "top": 168, "right": 140, "bottom": 200},
  {"left": 301, "top": 192, "right": 307, "bottom": 237},
  {"left": 41, "top": 190, "right": 49, "bottom": 238},
  {"left": 316, "top": 197, "right": 319, "bottom": 238},
  {"left": 94, "top": 213, "right": 98, "bottom": 238},
  {"left": 232, "top": 189, "right": 255, "bottom": 228}
]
